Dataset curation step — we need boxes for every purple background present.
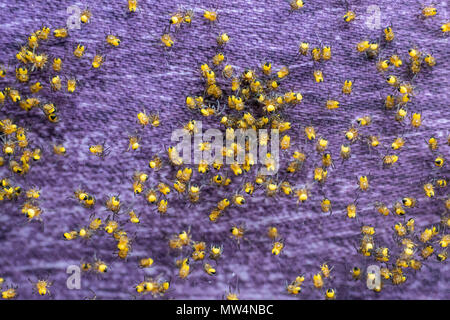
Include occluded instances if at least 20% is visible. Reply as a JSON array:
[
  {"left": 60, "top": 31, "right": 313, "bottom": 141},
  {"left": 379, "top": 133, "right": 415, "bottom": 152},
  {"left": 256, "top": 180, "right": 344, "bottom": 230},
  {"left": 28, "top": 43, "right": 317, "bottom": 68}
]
[{"left": 0, "top": 0, "right": 449, "bottom": 299}]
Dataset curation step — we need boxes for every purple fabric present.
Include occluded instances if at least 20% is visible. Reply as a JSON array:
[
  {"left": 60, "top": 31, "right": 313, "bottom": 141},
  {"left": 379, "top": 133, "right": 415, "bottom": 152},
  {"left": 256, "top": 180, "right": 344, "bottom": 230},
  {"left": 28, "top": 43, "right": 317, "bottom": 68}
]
[{"left": 0, "top": 0, "right": 449, "bottom": 299}]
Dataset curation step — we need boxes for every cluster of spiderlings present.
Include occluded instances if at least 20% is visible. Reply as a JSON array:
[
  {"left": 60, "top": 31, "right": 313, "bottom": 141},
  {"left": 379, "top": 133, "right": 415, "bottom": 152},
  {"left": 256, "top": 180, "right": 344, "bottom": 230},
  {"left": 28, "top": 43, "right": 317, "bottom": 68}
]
[
  {"left": 301, "top": 263, "right": 336, "bottom": 299},
  {"left": 349, "top": 213, "right": 449, "bottom": 293},
  {"left": 160, "top": 8, "right": 195, "bottom": 48},
  {"left": 132, "top": 3, "right": 448, "bottom": 298},
  {"left": 0, "top": 118, "right": 43, "bottom": 225},
  {"left": 0, "top": 118, "right": 42, "bottom": 175},
  {"left": 0, "top": 6, "right": 148, "bottom": 298},
  {"left": 135, "top": 276, "right": 170, "bottom": 298},
  {"left": 350, "top": 24, "right": 447, "bottom": 178},
  {"left": 285, "top": 274, "right": 305, "bottom": 295},
  {"left": 325, "top": 10, "right": 449, "bottom": 295},
  {"left": 166, "top": 228, "right": 224, "bottom": 284},
  {"left": 0, "top": 1, "right": 449, "bottom": 300}
]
